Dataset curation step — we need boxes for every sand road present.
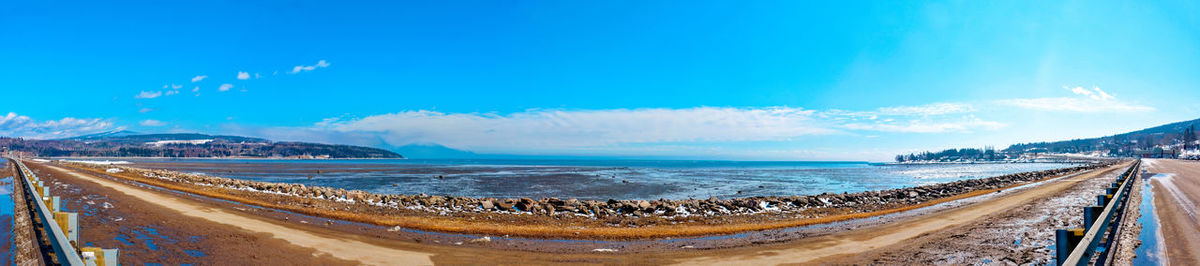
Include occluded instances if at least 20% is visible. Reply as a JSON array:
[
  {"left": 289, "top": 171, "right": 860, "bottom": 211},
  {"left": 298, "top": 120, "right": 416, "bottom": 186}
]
[
  {"left": 1142, "top": 159, "right": 1200, "bottom": 265},
  {"left": 40, "top": 164, "right": 437, "bottom": 265}
]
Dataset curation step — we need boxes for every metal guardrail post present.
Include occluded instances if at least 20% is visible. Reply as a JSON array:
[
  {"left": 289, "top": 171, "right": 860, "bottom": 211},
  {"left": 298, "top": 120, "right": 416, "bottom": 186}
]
[
  {"left": 10, "top": 158, "right": 86, "bottom": 265},
  {"left": 10, "top": 158, "right": 122, "bottom": 266},
  {"left": 1055, "top": 228, "right": 1085, "bottom": 265},
  {"left": 1056, "top": 159, "right": 1140, "bottom": 266}
]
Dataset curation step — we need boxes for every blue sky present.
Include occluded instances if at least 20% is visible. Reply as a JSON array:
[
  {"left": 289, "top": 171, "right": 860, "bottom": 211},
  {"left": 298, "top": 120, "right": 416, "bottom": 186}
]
[{"left": 2, "top": 1, "right": 1199, "bottom": 161}]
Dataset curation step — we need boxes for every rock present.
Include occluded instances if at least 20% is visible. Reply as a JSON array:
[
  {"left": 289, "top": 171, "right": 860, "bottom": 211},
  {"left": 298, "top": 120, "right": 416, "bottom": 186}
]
[
  {"left": 481, "top": 200, "right": 494, "bottom": 210},
  {"left": 496, "top": 202, "right": 514, "bottom": 211},
  {"left": 637, "top": 200, "right": 651, "bottom": 209}
]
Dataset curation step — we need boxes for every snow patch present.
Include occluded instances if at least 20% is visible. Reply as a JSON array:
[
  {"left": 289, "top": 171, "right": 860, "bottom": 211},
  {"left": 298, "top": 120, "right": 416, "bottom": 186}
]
[
  {"left": 64, "top": 160, "right": 131, "bottom": 165},
  {"left": 145, "top": 139, "right": 214, "bottom": 147}
]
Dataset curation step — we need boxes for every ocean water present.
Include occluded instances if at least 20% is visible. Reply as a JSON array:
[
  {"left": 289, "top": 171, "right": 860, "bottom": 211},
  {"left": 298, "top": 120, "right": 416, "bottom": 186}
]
[{"left": 118, "top": 159, "right": 1080, "bottom": 200}]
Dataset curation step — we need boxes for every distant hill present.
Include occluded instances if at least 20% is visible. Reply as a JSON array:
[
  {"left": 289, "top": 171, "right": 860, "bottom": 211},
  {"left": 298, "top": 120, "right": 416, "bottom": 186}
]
[
  {"left": 2, "top": 132, "right": 403, "bottom": 159},
  {"left": 1002, "top": 118, "right": 1200, "bottom": 156},
  {"left": 896, "top": 117, "right": 1200, "bottom": 161}
]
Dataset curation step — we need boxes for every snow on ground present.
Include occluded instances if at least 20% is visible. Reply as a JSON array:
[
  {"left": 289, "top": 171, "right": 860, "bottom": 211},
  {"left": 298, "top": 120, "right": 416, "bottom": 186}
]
[
  {"left": 144, "top": 139, "right": 213, "bottom": 147},
  {"left": 62, "top": 160, "right": 132, "bottom": 165}
]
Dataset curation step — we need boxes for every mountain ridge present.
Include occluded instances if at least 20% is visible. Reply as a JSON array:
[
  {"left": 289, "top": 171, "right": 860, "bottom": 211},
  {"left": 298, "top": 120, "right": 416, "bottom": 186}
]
[{"left": 3, "top": 132, "right": 403, "bottom": 159}]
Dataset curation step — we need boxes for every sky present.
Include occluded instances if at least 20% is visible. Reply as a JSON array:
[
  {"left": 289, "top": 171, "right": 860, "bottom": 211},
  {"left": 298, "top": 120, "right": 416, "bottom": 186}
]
[{"left": 2, "top": 0, "right": 1199, "bottom": 161}]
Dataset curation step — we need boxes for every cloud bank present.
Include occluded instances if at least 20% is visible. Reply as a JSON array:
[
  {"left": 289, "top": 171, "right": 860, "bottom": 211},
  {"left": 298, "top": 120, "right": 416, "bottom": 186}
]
[
  {"left": 998, "top": 86, "right": 1153, "bottom": 113},
  {"left": 0, "top": 112, "right": 116, "bottom": 139},
  {"left": 228, "top": 104, "right": 1003, "bottom": 156}
]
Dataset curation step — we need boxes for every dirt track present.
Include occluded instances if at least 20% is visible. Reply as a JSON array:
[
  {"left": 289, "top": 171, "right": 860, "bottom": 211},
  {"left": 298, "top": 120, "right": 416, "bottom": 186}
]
[
  {"left": 34, "top": 162, "right": 432, "bottom": 264},
  {"left": 1142, "top": 159, "right": 1200, "bottom": 265}
]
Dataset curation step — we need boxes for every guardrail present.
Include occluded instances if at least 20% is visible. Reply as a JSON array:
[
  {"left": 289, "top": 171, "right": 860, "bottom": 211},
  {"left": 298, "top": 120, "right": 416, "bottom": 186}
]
[
  {"left": 9, "top": 157, "right": 119, "bottom": 266},
  {"left": 1055, "top": 159, "right": 1140, "bottom": 266}
]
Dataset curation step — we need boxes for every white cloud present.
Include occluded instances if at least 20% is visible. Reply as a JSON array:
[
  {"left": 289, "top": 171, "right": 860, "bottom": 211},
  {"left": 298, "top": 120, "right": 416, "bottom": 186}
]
[
  {"left": 218, "top": 84, "right": 233, "bottom": 92},
  {"left": 841, "top": 115, "right": 1006, "bottom": 133},
  {"left": 165, "top": 90, "right": 179, "bottom": 96},
  {"left": 302, "top": 107, "right": 833, "bottom": 153},
  {"left": 223, "top": 102, "right": 1010, "bottom": 159},
  {"left": 138, "top": 108, "right": 153, "bottom": 113},
  {"left": 171, "top": 84, "right": 183, "bottom": 89},
  {"left": 135, "top": 91, "right": 162, "bottom": 99},
  {"left": 875, "top": 103, "right": 975, "bottom": 116},
  {"left": 290, "top": 60, "right": 330, "bottom": 74},
  {"left": 237, "top": 71, "right": 250, "bottom": 80},
  {"left": 191, "top": 75, "right": 208, "bottom": 82},
  {"left": 998, "top": 87, "right": 1152, "bottom": 112},
  {"left": 1068, "top": 86, "right": 1114, "bottom": 101},
  {"left": 192, "top": 86, "right": 200, "bottom": 92},
  {"left": 0, "top": 112, "right": 116, "bottom": 139},
  {"left": 139, "top": 119, "right": 166, "bottom": 127}
]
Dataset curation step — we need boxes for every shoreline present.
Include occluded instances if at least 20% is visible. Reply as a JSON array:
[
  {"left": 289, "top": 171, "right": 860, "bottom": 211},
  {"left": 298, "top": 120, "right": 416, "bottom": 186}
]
[{"left": 45, "top": 159, "right": 1118, "bottom": 240}]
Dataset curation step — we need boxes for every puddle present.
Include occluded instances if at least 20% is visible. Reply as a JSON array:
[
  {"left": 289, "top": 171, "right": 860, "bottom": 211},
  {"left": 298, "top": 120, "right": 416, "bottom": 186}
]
[
  {"left": 114, "top": 234, "right": 135, "bottom": 245},
  {"left": 183, "top": 250, "right": 207, "bottom": 257},
  {"left": 123, "top": 226, "right": 178, "bottom": 251},
  {"left": 1133, "top": 175, "right": 1165, "bottom": 265}
]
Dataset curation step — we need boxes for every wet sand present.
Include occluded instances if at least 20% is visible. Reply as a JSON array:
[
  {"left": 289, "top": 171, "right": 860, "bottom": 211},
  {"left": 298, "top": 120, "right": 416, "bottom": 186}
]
[
  {"left": 1141, "top": 159, "right": 1200, "bottom": 265},
  {"left": 17, "top": 160, "right": 1132, "bottom": 264}
]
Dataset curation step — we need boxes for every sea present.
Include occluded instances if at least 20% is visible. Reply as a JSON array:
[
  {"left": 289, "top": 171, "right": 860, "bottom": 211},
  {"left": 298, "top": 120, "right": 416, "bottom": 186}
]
[{"left": 112, "top": 159, "right": 1082, "bottom": 201}]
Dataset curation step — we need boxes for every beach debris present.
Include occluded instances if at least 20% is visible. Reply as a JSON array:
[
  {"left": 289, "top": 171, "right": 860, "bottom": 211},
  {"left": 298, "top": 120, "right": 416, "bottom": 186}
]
[
  {"left": 106, "top": 168, "right": 124, "bottom": 173},
  {"left": 592, "top": 248, "right": 618, "bottom": 252},
  {"left": 468, "top": 236, "right": 491, "bottom": 243}
]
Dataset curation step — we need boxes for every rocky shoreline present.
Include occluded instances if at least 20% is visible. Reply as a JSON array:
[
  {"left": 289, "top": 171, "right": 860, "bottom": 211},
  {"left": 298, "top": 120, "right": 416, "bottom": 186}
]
[{"left": 63, "top": 160, "right": 1117, "bottom": 221}]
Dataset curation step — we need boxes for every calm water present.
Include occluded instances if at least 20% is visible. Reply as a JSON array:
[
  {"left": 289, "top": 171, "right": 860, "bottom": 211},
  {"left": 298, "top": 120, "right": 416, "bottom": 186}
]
[{"left": 117, "top": 159, "right": 1080, "bottom": 200}]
